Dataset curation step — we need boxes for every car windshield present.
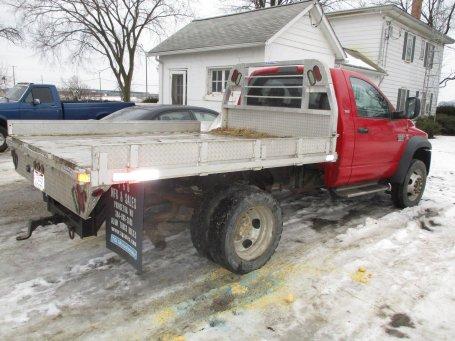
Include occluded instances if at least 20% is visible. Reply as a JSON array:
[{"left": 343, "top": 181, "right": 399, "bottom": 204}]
[
  {"left": 3, "top": 84, "right": 29, "bottom": 102},
  {"left": 102, "top": 107, "right": 154, "bottom": 121}
]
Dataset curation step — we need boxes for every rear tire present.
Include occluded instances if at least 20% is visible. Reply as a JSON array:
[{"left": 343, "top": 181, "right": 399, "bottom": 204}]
[
  {"left": 207, "top": 186, "right": 283, "bottom": 274},
  {"left": 0, "top": 126, "right": 7, "bottom": 153},
  {"left": 392, "top": 159, "right": 427, "bottom": 208},
  {"left": 190, "top": 185, "right": 240, "bottom": 260}
]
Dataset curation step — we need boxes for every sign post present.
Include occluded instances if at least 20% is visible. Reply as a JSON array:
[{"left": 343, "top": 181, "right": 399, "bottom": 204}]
[{"left": 106, "top": 183, "right": 144, "bottom": 273}]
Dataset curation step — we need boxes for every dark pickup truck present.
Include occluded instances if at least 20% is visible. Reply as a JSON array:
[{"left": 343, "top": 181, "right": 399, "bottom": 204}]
[{"left": 0, "top": 83, "right": 134, "bottom": 151}]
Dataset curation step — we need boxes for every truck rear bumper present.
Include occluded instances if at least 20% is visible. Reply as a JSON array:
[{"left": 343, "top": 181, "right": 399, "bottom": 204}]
[{"left": 10, "top": 143, "right": 103, "bottom": 220}]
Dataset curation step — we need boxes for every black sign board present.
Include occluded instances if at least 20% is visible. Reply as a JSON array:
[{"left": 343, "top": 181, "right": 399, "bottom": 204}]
[{"left": 106, "top": 183, "right": 144, "bottom": 273}]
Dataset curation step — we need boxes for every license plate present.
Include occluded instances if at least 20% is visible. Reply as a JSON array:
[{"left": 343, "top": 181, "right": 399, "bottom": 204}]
[{"left": 33, "top": 169, "right": 45, "bottom": 191}]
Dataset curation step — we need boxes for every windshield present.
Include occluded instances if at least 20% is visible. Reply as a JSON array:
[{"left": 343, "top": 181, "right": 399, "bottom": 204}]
[
  {"left": 3, "top": 84, "right": 29, "bottom": 102},
  {"left": 102, "top": 107, "right": 156, "bottom": 121}
]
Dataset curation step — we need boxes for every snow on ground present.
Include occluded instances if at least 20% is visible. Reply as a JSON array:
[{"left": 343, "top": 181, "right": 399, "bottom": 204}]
[{"left": 0, "top": 137, "right": 454, "bottom": 340}]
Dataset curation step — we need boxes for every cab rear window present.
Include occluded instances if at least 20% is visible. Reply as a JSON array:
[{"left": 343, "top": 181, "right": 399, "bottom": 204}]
[
  {"left": 244, "top": 75, "right": 330, "bottom": 110},
  {"left": 245, "top": 76, "right": 303, "bottom": 108}
]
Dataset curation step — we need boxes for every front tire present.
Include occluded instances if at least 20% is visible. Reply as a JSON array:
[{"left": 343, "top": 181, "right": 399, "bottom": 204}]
[
  {"left": 0, "top": 127, "right": 7, "bottom": 153},
  {"left": 392, "top": 159, "right": 427, "bottom": 208},
  {"left": 208, "top": 186, "right": 283, "bottom": 274}
]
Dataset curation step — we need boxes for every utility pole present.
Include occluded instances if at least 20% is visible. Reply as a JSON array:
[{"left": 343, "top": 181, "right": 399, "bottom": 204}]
[
  {"left": 11, "top": 66, "right": 16, "bottom": 85},
  {"left": 138, "top": 44, "right": 149, "bottom": 95},
  {"left": 99, "top": 72, "right": 102, "bottom": 99},
  {"left": 145, "top": 53, "right": 148, "bottom": 95}
]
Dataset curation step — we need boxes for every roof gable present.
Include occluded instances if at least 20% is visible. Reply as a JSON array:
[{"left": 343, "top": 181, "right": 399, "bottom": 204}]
[{"left": 149, "top": 1, "right": 314, "bottom": 55}]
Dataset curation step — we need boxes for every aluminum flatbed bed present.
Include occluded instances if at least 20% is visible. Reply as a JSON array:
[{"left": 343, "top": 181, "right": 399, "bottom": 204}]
[{"left": 8, "top": 60, "right": 338, "bottom": 221}]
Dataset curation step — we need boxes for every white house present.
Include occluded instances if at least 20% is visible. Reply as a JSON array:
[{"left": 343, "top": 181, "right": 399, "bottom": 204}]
[
  {"left": 149, "top": 0, "right": 453, "bottom": 115},
  {"left": 328, "top": 4, "right": 454, "bottom": 115},
  {"left": 149, "top": 1, "right": 349, "bottom": 111}
]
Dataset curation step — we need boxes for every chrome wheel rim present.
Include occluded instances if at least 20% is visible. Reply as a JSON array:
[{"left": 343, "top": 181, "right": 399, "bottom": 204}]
[
  {"left": 407, "top": 169, "right": 424, "bottom": 202},
  {"left": 233, "top": 205, "right": 274, "bottom": 261}
]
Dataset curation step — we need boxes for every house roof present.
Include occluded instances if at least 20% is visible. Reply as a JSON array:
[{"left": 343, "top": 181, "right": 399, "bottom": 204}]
[
  {"left": 149, "top": 1, "right": 314, "bottom": 55},
  {"left": 343, "top": 48, "right": 387, "bottom": 75},
  {"left": 327, "top": 5, "right": 454, "bottom": 45}
]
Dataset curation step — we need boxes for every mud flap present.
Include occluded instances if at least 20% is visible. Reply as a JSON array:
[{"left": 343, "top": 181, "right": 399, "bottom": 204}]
[{"left": 106, "top": 183, "right": 144, "bottom": 273}]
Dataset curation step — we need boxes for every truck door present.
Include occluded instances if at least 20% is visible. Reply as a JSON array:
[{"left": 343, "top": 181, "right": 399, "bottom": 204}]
[
  {"left": 20, "top": 87, "right": 62, "bottom": 120},
  {"left": 348, "top": 76, "right": 408, "bottom": 184}
]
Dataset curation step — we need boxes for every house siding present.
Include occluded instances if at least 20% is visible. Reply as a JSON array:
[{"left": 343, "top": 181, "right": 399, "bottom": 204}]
[
  {"left": 158, "top": 46, "right": 264, "bottom": 111},
  {"left": 329, "top": 13, "right": 384, "bottom": 62},
  {"left": 379, "top": 16, "right": 443, "bottom": 114},
  {"left": 265, "top": 12, "right": 336, "bottom": 66}
]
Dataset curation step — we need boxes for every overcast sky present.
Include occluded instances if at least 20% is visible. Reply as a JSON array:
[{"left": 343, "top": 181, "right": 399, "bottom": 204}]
[{"left": 0, "top": 0, "right": 454, "bottom": 102}]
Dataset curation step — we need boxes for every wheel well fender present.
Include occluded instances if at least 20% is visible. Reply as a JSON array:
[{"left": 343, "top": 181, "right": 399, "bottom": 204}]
[
  {"left": 391, "top": 137, "right": 431, "bottom": 184},
  {"left": 96, "top": 112, "right": 109, "bottom": 120}
]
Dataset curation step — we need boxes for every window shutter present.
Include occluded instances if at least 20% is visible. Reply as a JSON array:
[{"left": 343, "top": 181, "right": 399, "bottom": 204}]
[
  {"left": 424, "top": 42, "right": 429, "bottom": 67},
  {"left": 402, "top": 32, "right": 408, "bottom": 60},
  {"left": 429, "top": 93, "right": 433, "bottom": 114},
  {"left": 411, "top": 36, "right": 416, "bottom": 62},
  {"left": 397, "top": 89, "right": 402, "bottom": 110}
]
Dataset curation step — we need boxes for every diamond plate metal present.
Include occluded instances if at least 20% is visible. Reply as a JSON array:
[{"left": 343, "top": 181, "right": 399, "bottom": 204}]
[{"left": 226, "top": 108, "right": 332, "bottom": 138}]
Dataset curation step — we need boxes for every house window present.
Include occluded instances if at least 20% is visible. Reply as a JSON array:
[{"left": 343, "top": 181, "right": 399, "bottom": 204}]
[
  {"left": 396, "top": 88, "right": 409, "bottom": 112},
  {"left": 402, "top": 32, "right": 416, "bottom": 62},
  {"left": 419, "top": 39, "right": 426, "bottom": 60},
  {"left": 424, "top": 42, "right": 435, "bottom": 69},
  {"left": 209, "top": 68, "right": 231, "bottom": 94}
]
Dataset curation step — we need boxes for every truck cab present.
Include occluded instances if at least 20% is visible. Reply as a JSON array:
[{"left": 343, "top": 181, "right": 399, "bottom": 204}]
[{"left": 244, "top": 65, "right": 430, "bottom": 200}]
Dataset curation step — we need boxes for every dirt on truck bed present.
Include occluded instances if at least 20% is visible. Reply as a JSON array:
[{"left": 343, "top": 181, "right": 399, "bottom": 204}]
[
  {"left": 209, "top": 127, "right": 279, "bottom": 139},
  {"left": 1, "top": 137, "right": 455, "bottom": 340}
]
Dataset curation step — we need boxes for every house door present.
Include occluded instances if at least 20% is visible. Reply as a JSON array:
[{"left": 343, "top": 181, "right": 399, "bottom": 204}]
[{"left": 170, "top": 70, "right": 187, "bottom": 105}]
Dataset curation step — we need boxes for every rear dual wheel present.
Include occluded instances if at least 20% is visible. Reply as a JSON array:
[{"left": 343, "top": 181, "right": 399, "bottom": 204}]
[{"left": 191, "top": 185, "right": 283, "bottom": 274}]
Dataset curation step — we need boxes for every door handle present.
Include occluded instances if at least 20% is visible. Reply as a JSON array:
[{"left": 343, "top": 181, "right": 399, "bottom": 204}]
[{"left": 357, "top": 127, "right": 369, "bottom": 134}]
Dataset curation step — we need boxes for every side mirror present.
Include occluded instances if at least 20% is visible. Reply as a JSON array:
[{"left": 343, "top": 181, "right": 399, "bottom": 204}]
[
  {"left": 32, "top": 98, "right": 41, "bottom": 106},
  {"left": 405, "top": 97, "right": 420, "bottom": 120}
]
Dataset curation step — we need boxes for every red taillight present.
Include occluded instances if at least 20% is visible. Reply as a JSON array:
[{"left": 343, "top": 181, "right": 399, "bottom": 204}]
[
  {"left": 231, "top": 69, "right": 243, "bottom": 85},
  {"left": 313, "top": 65, "right": 322, "bottom": 82}
]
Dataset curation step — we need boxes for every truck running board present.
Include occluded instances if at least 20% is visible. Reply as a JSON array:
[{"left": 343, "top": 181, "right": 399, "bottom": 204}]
[{"left": 334, "top": 182, "right": 391, "bottom": 198}]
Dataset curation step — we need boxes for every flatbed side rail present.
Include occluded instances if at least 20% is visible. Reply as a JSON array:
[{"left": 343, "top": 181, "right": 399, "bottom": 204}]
[
  {"left": 7, "top": 120, "right": 201, "bottom": 137},
  {"left": 90, "top": 136, "right": 337, "bottom": 186}
]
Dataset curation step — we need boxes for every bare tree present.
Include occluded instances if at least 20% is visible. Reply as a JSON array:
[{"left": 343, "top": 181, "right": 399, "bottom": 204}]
[
  {"left": 10, "top": 0, "right": 189, "bottom": 101},
  {"left": 0, "top": 26, "right": 21, "bottom": 42},
  {"left": 60, "top": 76, "right": 91, "bottom": 101},
  {"left": 440, "top": 71, "right": 455, "bottom": 88}
]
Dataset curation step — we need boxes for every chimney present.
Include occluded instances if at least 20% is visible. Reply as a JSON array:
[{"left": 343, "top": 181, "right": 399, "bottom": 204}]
[{"left": 411, "top": 0, "right": 423, "bottom": 20}]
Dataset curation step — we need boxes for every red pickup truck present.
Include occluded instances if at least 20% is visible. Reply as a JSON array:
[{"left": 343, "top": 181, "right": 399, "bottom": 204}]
[{"left": 9, "top": 60, "right": 430, "bottom": 274}]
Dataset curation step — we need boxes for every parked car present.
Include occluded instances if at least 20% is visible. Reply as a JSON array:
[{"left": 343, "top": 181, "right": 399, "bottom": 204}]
[
  {"left": 8, "top": 60, "right": 430, "bottom": 275},
  {"left": 102, "top": 104, "right": 219, "bottom": 130},
  {"left": 0, "top": 83, "right": 134, "bottom": 152}
]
